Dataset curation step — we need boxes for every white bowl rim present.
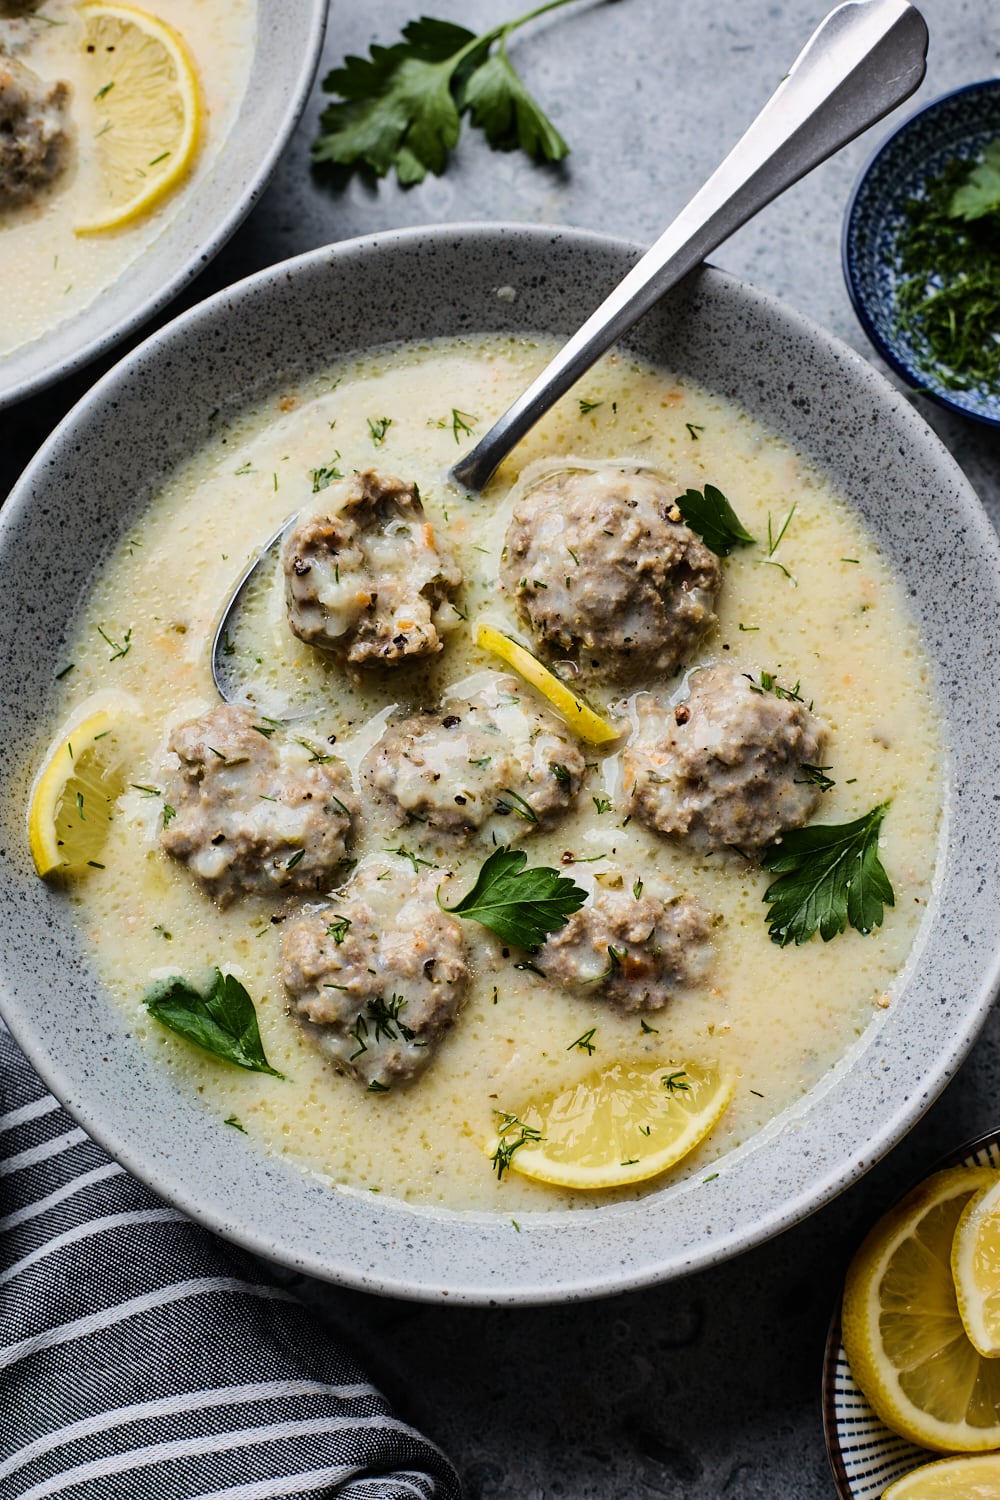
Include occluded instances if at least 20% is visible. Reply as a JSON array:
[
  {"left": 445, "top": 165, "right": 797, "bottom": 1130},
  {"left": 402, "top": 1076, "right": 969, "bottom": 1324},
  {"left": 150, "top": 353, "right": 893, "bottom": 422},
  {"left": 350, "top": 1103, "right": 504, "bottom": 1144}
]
[{"left": 3, "top": 221, "right": 1000, "bottom": 1305}]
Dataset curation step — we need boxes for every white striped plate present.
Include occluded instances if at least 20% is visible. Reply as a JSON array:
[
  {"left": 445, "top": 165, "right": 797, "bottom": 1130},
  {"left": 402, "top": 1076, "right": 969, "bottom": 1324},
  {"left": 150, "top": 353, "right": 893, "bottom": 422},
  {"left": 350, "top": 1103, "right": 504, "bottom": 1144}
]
[{"left": 823, "top": 1131, "right": 1000, "bottom": 1498}]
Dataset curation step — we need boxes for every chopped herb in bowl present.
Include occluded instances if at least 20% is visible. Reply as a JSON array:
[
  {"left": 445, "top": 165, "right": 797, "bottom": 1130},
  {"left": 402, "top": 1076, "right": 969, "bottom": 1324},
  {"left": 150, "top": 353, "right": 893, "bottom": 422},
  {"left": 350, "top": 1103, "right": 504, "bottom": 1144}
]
[
  {"left": 843, "top": 79, "right": 1000, "bottom": 425},
  {"left": 892, "top": 139, "right": 1000, "bottom": 396}
]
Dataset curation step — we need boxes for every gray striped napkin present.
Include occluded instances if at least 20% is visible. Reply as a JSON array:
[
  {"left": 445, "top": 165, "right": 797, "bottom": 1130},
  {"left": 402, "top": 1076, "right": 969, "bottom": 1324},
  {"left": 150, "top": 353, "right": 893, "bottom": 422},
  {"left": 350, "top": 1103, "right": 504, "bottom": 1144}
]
[{"left": 0, "top": 1022, "right": 462, "bottom": 1500}]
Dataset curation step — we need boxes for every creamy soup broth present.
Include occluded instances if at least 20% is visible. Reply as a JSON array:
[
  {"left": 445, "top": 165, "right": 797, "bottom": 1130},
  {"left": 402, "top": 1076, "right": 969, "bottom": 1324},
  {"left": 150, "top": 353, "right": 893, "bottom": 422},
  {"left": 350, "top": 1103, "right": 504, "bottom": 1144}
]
[
  {"left": 56, "top": 335, "right": 943, "bottom": 1212},
  {"left": 0, "top": 0, "right": 255, "bottom": 358}
]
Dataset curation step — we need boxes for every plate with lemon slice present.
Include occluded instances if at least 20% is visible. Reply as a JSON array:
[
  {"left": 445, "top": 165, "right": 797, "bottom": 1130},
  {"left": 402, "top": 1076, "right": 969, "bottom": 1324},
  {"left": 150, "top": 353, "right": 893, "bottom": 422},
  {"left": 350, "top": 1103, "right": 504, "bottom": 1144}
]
[
  {"left": 826, "top": 1132, "right": 1000, "bottom": 1499},
  {"left": 0, "top": 0, "right": 326, "bottom": 406}
]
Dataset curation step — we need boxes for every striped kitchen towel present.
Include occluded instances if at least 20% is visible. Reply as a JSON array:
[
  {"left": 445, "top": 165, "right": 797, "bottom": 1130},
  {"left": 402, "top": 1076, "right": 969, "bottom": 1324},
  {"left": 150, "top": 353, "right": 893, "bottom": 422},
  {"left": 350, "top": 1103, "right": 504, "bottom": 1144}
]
[{"left": 0, "top": 1022, "right": 462, "bottom": 1500}]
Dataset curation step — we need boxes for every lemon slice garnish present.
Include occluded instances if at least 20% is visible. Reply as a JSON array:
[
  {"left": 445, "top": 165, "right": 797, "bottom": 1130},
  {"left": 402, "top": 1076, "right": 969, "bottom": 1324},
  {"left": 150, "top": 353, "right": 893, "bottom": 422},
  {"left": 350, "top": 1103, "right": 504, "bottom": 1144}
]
[
  {"left": 842, "top": 1165, "right": 1000, "bottom": 1453},
  {"left": 28, "top": 706, "right": 130, "bottom": 877},
  {"left": 952, "top": 1175, "right": 1000, "bottom": 1357},
  {"left": 74, "top": 1, "right": 202, "bottom": 235},
  {"left": 883, "top": 1454, "right": 1000, "bottom": 1498},
  {"left": 476, "top": 623, "right": 620, "bottom": 745},
  {"left": 489, "top": 1059, "right": 733, "bottom": 1190}
]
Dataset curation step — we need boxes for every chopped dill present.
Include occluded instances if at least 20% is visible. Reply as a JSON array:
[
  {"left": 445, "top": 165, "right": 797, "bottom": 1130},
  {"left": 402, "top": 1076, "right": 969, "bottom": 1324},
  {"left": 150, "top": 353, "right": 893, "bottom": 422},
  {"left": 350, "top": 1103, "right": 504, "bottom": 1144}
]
[
  {"left": 891, "top": 140, "right": 1000, "bottom": 395},
  {"left": 490, "top": 1111, "right": 542, "bottom": 1181}
]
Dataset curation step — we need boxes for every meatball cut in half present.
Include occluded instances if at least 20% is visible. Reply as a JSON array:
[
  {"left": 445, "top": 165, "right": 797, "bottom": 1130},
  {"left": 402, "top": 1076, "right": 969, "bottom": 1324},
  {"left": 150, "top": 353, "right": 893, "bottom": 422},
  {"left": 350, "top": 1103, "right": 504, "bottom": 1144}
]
[
  {"left": 280, "top": 864, "right": 469, "bottom": 1088},
  {"left": 159, "top": 704, "right": 356, "bottom": 906},
  {"left": 283, "top": 468, "right": 463, "bottom": 667},
  {"left": 538, "top": 879, "right": 713, "bottom": 1014},
  {"left": 501, "top": 466, "right": 722, "bottom": 682},
  {"left": 363, "top": 673, "right": 586, "bottom": 837},
  {"left": 624, "top": 663, "right": 829, "bottom": 854},
  {"left": 0, "top": 55, "right": 72, "bottom": 208}
]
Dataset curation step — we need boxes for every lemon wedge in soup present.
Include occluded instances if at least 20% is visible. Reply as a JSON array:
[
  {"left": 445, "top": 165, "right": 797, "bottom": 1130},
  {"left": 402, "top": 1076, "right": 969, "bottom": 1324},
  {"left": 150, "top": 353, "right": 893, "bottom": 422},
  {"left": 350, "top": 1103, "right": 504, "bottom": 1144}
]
[
  {"left": 476, "top": 623, "right": 620, "bottom": 745},
  {"left": 75, "top": 2, "right": 202, "bottom": 235},
  {"left": 489, "top": 1059, "right": 733, "bottom": 1190},
  {"left": 28, "top": 706, "right": 130, "bottom": 877}
]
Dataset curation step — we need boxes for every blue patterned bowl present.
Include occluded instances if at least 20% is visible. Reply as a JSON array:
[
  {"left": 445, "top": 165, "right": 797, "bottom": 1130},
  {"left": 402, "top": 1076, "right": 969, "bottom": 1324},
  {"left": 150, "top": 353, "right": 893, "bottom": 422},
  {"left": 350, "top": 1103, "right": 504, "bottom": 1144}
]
[{"left": 843, "top": 79, "right": 1000, "bottom": 427}]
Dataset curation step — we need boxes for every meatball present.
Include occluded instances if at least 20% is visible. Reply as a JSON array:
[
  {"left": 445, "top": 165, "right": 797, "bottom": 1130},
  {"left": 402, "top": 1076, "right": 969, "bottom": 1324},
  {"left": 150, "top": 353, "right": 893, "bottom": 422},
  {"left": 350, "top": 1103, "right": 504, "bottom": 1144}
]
[
  {"left": 159, "top": 704, "right": 356, "bottom": 906},
  {"left": 280, "top": 865, "right": 469, "bottom": 1088},
  {"left": 624, "top": 664, "right": 829, "bottom": 853},
  {"left": 538, "top": 880, "right": 713, "bottom": 1014},
  {"left": 283, "top": 468, "right": 463, "bottom": 667},
  {"left": 0, "top": 56, "right": 71, "bottom": 208},
  {"left": 363, "top": 673, "right": 586, "bottom": 837},
  {"left": 500, "top": 467, "right": 722, "bottom": 681}
]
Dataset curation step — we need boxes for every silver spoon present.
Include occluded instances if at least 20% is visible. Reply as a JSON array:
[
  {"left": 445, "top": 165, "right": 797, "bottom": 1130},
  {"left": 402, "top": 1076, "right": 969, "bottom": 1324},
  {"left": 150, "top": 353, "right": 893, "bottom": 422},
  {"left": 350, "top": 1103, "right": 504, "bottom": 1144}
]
[
  {"left": 212, "top": 0, "right": 927, "bottom": 705},
  {"left": 452, "top": 0, "right": 928, "bottom": 491}
]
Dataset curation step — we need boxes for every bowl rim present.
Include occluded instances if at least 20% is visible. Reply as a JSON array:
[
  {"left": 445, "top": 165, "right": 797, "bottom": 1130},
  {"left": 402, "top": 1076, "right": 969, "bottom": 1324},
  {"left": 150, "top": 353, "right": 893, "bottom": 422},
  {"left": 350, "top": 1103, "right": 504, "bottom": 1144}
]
[
  {"left": 841, "top": 77, "right": 1000, "bottom": 430},
  {"left": 0, "top": 0, "right": 329, "bottom": 411},
  {"left": 4, "top": 221, "right": 1000, "bottom": 1304}
]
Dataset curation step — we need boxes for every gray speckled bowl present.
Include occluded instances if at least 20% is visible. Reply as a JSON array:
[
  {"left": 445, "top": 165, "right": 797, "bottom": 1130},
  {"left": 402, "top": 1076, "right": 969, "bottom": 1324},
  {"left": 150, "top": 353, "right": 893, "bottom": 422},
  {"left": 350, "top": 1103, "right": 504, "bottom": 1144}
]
[
  {"left": 2, "top": 225, "right": 999, "bottom": 1305},
  {"left": 0, "top": 0, "right": 327, "bottom": 409}
]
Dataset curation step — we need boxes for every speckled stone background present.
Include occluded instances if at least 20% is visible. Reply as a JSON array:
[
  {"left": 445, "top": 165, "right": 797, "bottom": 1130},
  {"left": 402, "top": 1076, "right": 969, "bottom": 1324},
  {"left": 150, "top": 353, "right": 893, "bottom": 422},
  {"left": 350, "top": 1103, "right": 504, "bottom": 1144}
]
[{"left": 2, "top": 1, "right": 999, "bottom": 1495}]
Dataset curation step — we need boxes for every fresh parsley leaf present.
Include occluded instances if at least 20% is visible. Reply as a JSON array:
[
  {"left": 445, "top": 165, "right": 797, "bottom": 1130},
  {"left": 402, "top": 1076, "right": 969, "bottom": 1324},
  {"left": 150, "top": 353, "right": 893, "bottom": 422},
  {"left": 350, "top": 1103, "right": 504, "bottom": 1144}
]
[
  {"left": 949, "top": 138, "right": 1000, "bottom": 223},
  {"left": 145, "top": 969, "right": 284, "bottom": 1077},
  {"left": 463, "top": 35, "right": 568, "bottom": 160},
  {"left": 313, "top": 1, "right": 577, "bottom": 186},
  {"left": 761, "top": 802, "right": 894, "bottom": 946},
  {"left": 675, "top": 484, "right": 755, "bottom": 557},
  {"left": 438, "top": 846, "right": 586, "bottom": 948}
]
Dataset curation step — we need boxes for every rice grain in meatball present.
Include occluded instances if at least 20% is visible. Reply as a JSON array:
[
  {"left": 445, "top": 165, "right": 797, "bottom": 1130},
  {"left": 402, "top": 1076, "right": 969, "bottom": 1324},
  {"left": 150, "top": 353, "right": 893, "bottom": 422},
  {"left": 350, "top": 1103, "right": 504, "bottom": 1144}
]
[
  {"left": 159, "top": 704, "right": 356, "bottom": 905},
  {"left": 283, "top": 468, "right": 462, "bottom": 667},
  {"left": 624, "top": 663, "right": 829, "bottom": 853},
  {"left": 539, "top": 879, "right": 713, "bottom": 1013},
  {"left": 501, "top": 466, "right": 722, "bottom": 682},
  {"left": 281, "top": 864, "right": 469, "bottom": 1088},
  {"left": 363, "top": 673, "right": 586, "bottom": 837},
  {"left": 0, "top": 55, "right": 71, "bottom": 207}
]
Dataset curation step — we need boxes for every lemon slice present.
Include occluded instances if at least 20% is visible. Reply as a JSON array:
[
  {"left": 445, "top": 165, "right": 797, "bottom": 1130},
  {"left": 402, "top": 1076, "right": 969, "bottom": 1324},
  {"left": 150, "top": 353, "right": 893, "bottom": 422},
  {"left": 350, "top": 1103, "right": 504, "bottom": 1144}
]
[
  {"left": 476, "top": 623, "right": 620, "bottom": 745},
  {"left": 883, "top": 1454, "right": 1000, "bottom": 1498},
  {"left": 28, "top": 707, "right": 129, "bottom": 876},
  {"left": 952, "top": 1174, "right": 1000, "bottom": 1357},
  {"left": 490, "top": 1059, "right": 733, "bottom": 1190},
  {"left": 75, "top": 1, "right": 202, "bottom": 235},
  {"left": 841, "top": 1165, "right": 1000, "bottom": 1452}
]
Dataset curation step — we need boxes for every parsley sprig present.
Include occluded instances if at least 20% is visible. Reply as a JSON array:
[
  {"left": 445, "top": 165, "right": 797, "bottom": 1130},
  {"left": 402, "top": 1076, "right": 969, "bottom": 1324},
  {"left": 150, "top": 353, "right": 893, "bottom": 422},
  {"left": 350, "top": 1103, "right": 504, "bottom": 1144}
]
[
  {"left": 439, "top": 846, "right": 586, "bottom": 947},
  {"left": 313, "top": 0, "right": 582, "bottom": 186},
  {"left": 761, "top": 802, "right": 894, "bottom": 946},
  {"left": 145, "top": 969, "right": 284, "bottom": 1077},
  {"left": 949, "top": 137, "right": 1000, "bottom": 223},
  {"left": 675, "top": 485, "right": 755, "bottom": 557}
]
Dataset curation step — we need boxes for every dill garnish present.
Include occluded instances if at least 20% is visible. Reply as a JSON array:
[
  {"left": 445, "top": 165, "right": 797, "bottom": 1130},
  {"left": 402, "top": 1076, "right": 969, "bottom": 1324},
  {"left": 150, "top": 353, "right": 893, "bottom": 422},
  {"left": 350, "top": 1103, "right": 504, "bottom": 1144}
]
[{"left": 891, "top": 141, "right": 1000, "bottom": 395}]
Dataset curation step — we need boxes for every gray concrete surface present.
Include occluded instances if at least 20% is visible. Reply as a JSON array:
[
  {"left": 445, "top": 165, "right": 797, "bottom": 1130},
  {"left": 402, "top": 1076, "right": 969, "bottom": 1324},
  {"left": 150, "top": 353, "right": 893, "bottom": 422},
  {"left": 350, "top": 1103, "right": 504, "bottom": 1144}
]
[{"left": 3, "top": 1, "right": 1000, "bottom": 1494}]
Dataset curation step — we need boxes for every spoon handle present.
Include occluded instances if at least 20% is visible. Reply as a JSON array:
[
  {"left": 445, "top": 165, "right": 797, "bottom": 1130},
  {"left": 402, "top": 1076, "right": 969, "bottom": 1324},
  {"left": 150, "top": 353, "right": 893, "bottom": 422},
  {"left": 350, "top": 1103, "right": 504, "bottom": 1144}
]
[{"left": 451, "top": 0, "right": 927, "bottom": 492}]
